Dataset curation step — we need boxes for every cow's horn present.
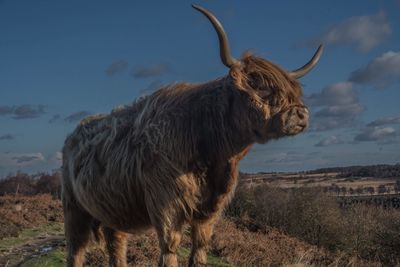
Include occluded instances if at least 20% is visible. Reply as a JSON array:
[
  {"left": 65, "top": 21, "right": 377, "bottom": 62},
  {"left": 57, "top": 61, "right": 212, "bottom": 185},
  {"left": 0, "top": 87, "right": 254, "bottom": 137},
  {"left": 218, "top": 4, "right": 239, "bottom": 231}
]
[
  {"left": 192, "top": 4, "right": 240, "bottom": 68},
  {"left": 290, "top": 44, "right": 324, "bottom": 79}
]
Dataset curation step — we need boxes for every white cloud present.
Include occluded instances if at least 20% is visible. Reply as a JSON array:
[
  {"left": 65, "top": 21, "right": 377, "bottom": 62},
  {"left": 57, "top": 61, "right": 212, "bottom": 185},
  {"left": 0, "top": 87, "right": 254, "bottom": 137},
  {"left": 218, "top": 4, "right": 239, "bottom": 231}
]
[
  {"left": 313, "top": 11, "right": 391, "bottom": 52},
  {"left": 315, "top": 103, "right": 365, "bottom": 118},
  {"left": 349, "top": 51, "right": 400, "bottom": 89},
  {"left": 305, "top": 82, "right": 365, "bottom": 131},
  {"left": 0, "top": 152, "right": 45, "bottom": 167},
  {"left": 315, "top": 136, "right": 343, "bottom": 147},
  {"left": 0, "top": 105, "right": 46, "bottom": 120},
  {"left": 354, "top": 127, "right": 397, "bottom": 142},
  {"left": 0, "top": 152, "right": 64, "bottom": 176},
  {"left": 55, "top": 151, "right": 62, "bottom": 161},
  {"left": 64, "top": 111, "right": 91, "bottom": 123},
  {"left": 367, "top": 116, "right": 400, "bottom": 127},
  {"left": 106, "top": 60, "right": 128, "bottom": 76},
  {"left": 306, "top": 82, "right": 356, "bottom": 107}
]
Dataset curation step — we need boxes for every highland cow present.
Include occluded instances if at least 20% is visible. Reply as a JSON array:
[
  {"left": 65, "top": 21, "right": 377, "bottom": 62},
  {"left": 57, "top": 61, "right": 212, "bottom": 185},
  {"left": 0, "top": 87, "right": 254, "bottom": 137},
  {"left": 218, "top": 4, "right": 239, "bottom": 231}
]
[{"left": 62, "top": 4, "right": 323, "bottom": 267}]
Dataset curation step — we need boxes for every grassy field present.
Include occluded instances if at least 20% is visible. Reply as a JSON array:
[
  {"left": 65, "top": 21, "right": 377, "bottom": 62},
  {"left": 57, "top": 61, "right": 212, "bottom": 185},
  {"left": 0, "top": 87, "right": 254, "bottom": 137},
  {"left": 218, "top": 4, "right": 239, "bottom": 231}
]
[{"left": 242, "top": 172, "right": 398, "bottom": 195}]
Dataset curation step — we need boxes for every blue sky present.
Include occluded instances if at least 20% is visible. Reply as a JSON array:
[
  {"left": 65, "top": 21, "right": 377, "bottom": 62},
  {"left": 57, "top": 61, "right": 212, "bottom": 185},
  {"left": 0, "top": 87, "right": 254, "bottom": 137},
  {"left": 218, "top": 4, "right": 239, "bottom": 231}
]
[{"left": 1, "top": 0, "right": 400, "bottom": 176}]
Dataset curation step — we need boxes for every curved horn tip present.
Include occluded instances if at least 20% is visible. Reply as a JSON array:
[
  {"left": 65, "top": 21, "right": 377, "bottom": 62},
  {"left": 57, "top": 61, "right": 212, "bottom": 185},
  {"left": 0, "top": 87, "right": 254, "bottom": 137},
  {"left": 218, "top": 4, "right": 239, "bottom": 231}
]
[
  {"left": 192, "top": 3, "right": 205, "bottom": 12},
  {"left": 311, "top": 43, "right": 324, "bottom": 64},
  {"left": 316, "top": 43, "right": 324, "bottom": 56},
  {"left": 191, "top": 3, "right": 239, "bottom": 68},
  {"left": 290, "top": 44, "right": 324, "bottom": 79}
]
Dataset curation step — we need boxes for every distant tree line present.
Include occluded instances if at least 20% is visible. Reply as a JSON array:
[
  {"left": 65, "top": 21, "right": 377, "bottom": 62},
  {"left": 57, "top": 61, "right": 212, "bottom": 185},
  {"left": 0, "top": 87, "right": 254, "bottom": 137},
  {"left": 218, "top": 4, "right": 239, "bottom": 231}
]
[
  {"left": 0, "top": 172, "right": 61, "bottom": 198},
  {"left": 324, "top": 180, "right": 400, "bottom": 196},
  {"left": 306, "top": 164, "right": 400, "bottom": 178}
]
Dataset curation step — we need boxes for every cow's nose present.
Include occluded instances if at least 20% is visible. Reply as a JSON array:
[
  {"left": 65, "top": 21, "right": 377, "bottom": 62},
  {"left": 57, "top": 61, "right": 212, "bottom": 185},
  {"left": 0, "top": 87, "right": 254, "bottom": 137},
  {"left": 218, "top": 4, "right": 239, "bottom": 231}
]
[{"left": 296, "top": 107, "right": 308, "bottom": 120}]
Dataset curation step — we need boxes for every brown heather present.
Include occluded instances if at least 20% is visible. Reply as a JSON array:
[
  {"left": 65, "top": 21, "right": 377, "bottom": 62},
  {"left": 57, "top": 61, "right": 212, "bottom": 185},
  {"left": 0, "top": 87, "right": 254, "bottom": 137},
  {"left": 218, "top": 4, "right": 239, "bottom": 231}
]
[{"left": 3, "top": 189, "right": 400, "bottom": 266}]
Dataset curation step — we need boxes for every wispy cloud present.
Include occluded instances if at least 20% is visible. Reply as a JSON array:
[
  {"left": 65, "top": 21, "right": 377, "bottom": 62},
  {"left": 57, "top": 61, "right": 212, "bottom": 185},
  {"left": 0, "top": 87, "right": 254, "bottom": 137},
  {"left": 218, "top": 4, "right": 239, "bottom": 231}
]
[
  {"left": 367, "top": 116, "right": 400, "bottom": 127},
  {"left": 354, "top": 127, "right": 397, "bottom": 142},
  {"left": 315, "top": 135, "right": 343, "bottom": 147},
  {"left": 0, "top": 105, "right": 46, "bottom": 120},
  {"left": 305, "top": 82, "right": 365, "bottom": 131},
  {"left": 48, "top": 114, "right": 61, "bottom": 124},
  {"left": 13, "top": 105, "right": 46, "bottom": 119},
  {"left": 10, "top": 152, "right": 45, "bottom": 164},
  {"left": 131, "top": 63, "right": 172, "bottom": 78},
  {"left": 0, "top": 152, "right": 53, "bottom": 176},
  {"left": 64, "top": 111, "right": 91, "bottom": 123},
  {"left": 349, "top": 51, "right": 400, "bottom": 89},
  {"left": 308, "top": 11, "right": 391, "bottom": 52},
  {"left": 12, "top": 155, "right": 42, "bottom": 164},
  {"left": 0, "top": 134, "right": 15, "bottom": 141},
  {"left": 0, "top": 106, "right": 14, "bottom": 116},
  {"left": 106, "top": 60, "right": 129, "bottom": 76}
]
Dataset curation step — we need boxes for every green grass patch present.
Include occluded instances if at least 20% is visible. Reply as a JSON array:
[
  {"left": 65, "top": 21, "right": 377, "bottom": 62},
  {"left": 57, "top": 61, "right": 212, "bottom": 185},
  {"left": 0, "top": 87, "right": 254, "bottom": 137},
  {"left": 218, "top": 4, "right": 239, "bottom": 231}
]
[
  {"left": 178, "top": 247, "right": 230, "bottom": 266},
  {"left": 0, "top": 223, "right": 63, "bottom": 251},
  {"left": 20, "top": 248, "right": 66, "bottom": 267},
  {"left": 178, "top": 247, "right": 191, "bottom": 258}
]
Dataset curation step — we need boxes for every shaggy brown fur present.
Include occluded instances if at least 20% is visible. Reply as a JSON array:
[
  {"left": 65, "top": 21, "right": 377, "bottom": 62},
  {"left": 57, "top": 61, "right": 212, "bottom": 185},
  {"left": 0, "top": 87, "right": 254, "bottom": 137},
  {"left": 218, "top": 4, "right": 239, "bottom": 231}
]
[{"left": 62, "top": 51, "right": 310, "bottom": 267}]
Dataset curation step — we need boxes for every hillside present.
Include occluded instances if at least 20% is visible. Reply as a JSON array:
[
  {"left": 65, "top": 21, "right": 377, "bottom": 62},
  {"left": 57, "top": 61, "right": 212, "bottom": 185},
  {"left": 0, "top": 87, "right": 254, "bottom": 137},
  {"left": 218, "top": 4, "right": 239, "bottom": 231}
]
[{"left": 1, "top": 169, "right": 400, "bottom": 266}]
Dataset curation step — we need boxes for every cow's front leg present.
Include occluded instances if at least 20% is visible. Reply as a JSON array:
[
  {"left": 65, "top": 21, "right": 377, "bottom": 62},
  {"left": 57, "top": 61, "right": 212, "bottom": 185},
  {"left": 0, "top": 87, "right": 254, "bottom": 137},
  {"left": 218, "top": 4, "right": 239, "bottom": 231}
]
[
  {"left": 103, "top": 227, "right": 128, "bottom": 267},
  {"left": 189, "top": 218, "right": 216, "bottom": 267}
]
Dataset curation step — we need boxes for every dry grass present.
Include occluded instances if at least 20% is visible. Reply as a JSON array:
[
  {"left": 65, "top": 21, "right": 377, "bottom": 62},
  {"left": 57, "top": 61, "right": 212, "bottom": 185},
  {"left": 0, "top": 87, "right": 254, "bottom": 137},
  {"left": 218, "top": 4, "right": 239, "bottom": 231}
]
[
  {"left": 2, "top": 192, "right": 400, "bottom": 266},
  {"left": 0, "top": 194, "right": 63, "bottom": 239},
  {"left": 212, "top": 218, "right": 331, "bottom": 267},
  {"left": 83, "top": 218, "right": 331, "bottom": 266},
  {"left": 0, "top": 194, "right": 331, "bottom": 266}
]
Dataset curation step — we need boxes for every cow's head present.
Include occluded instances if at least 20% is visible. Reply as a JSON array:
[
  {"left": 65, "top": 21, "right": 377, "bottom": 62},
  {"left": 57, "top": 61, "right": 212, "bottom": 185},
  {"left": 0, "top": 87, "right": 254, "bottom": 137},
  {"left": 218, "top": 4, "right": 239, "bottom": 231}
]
[{"left": 193, "top": 4, "right": 323, "bottom": 143}]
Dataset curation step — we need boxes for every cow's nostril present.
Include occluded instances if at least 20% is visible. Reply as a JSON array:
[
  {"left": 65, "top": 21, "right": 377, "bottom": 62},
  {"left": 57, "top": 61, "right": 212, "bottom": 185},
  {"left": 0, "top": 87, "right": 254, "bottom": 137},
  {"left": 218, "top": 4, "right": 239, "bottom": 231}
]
[{"left": 297, "top": 109, "right": 306, "bottom": 119}]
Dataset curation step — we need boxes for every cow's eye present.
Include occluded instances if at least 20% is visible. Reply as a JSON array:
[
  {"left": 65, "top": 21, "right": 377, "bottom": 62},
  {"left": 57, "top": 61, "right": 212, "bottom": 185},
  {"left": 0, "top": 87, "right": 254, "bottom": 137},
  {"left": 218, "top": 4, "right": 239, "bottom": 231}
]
[
  {"left": 258, "top": 89, "right": 272, "bottom": 99},
  {"left": 249, "top": 73, "right": 263, "bottom": 89}
]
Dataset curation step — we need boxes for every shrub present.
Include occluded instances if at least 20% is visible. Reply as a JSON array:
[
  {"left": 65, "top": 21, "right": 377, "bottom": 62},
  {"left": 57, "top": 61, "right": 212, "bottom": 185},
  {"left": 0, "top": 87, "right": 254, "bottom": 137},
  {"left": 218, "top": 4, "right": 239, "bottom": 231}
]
[
  {"left": 228, "top": 184, "right": 343, "bottom": 249},
  {"left": 0, "top": 173, "right": 36, "bottom": 195},
  {"left": 35, "top": 172, "right": 62, "bottom": 198},
  {"left": 227, "top": 183, "right": 400, "bottom": 265},
  {"left": 0, "top": 172, "right": 61, "bottom": 198}
]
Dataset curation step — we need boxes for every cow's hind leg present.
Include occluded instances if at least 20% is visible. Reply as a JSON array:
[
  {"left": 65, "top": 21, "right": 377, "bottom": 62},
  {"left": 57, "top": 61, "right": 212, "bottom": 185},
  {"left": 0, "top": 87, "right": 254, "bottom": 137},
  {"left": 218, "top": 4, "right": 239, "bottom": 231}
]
[
  {"left": 63, "top": 200, "right": 93, "bottom": 267},
  {"left": 154, "top": 219, "right": 184, "bottom": 267},
  {"left": 189, "top": 218, "right": 217, "bottom": 267},
  {"left": 103, "top": 227, "right": 128, "bottom": 267}
]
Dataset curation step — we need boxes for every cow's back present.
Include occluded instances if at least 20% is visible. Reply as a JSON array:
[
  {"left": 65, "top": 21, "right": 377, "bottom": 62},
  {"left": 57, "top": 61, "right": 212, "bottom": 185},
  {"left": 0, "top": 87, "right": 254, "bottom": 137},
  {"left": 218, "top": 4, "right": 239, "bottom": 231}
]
[{"left": 62, "top": 104, "right": 152, "bottom": 230}]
